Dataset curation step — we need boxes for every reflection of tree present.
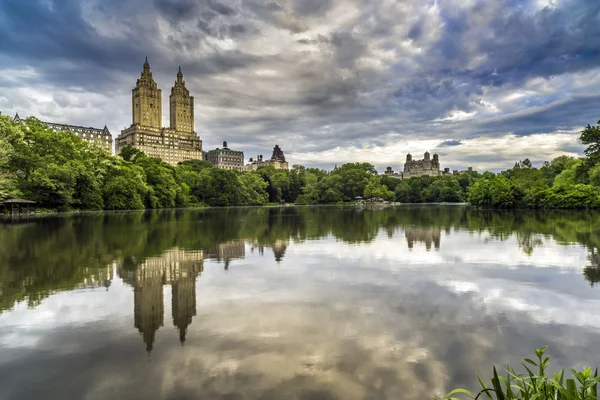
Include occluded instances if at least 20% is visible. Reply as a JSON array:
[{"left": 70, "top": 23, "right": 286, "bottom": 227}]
[
  {"left": 3, "top": 206, "right": 600, "bottom": 314},
  {"left": 584, "top": 248, "right": 600, "bottom": 287},
  {"left": 516, "top": 231, "right": 544, "bottom": 256}
]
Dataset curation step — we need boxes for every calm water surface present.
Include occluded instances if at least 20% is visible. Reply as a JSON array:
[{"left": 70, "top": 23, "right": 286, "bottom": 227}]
[{"left": 1, "top": 205, "right": 600, "bottom": 400}]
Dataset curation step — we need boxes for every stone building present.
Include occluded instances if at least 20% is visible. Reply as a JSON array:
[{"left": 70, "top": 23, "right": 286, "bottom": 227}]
[
  {"left": 244, "top": 145, "right": 289, "bottom": 171},
  {"left": 115, "top": 59, "right": 203, "bottom": 164},
  {"left": 403, "top": 151, "right": 440, "bottom": 179},
  {"left": 383, "top": 166, "right": 401, "bottom": 179},
  {"left": 118, "top": 248, "right": 204, "bottom": 351},
  {"left": 204, "top": 141, "right": 244, "bottom": 170},
  {"left": 13, "top": 113, "right": 113, "bottom": 153}
]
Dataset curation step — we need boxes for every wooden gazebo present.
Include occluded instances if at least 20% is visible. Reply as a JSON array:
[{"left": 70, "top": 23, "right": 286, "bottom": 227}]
[{"left": 2, "top": 199, "right": 37, "bottom": 215}]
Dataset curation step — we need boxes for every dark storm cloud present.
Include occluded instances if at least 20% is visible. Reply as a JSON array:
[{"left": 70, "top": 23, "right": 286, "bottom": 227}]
[
  {"left": 478, "top": 95, "right": 600, "bottom": 136},
  {"left": 1, "top": 0, "right": 600, "bottom": 168},
  {"left": 438, "top": 140, "right": 463, "bottom": 147},
  {"left": 293, "top": 0, "right": 332, "bottom": 16}
]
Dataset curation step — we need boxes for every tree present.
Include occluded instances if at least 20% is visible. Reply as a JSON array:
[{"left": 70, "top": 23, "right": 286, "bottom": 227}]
[
  {"left": 119, "top": 145, "right": 146, "bottom": 162},
  {"left": 467, "top": 174, "right": 516, "bottom": 208},
  {"left": 238, "top": 172, "right": 269, "bottom": 205},
  {"left": 103, "top": 161, "right": 150, "bottom": 210},
  {"left": 589, "top": 163, "right": 600, "bottom": 187},
  {"left": 296, "top": 173, "right": 321, "bottom": 204},
  {"left": 581, "top": 121, "right": 600, "bottom": 161},
  {"left": 363, "top": 178, "right": 394, "bottom": 200},
  {"left": 394, "top": 181, "right": 411, "bottom": 203},
  {"left": 331, "top": 163, "right": 378, "bottom": 201}
]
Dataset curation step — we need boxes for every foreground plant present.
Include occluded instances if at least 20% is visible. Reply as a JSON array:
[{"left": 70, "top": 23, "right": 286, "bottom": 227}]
[{"left": 437, "top": 346, "right": 600, "bottom": 400}]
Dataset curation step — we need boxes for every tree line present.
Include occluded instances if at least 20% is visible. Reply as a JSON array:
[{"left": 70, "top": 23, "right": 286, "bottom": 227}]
[
  {"left": 1, "top": 115, "right": 599, "bottom": 210},
  {"left": 467, "top": 121, "right": 600, "bottom": 208}
]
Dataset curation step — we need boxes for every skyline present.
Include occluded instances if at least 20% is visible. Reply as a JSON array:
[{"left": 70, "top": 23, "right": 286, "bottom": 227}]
[{"left": 1, "top": 0, "right": 599, "bottom": 172}]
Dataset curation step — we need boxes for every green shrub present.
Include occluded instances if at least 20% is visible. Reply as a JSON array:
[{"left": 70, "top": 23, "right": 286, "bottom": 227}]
[{"left": 436, "top": 347, "right": 600, "bottom": 400}]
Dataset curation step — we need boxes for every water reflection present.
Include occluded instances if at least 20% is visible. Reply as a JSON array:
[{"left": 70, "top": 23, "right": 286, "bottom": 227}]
[
  {"left": 405, "top": 225, "right": 441, "bottom": 250},
  {"left": 118, "top": 249, "right": 204, "bottom": 351},
  {"left": 2, "top": 206, "right": 600, "bottom": 313},
  {"left": 1, "top": 206, "right": 600, "bottom": 399}
]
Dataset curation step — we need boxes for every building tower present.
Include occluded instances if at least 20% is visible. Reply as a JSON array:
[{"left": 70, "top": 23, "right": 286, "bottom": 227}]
[
  {"left": 172, "top": 275, "right": 197, "bottom": 345},
  {"left": 134, "top": 281, "right": 164, "bottom": 353},
  {"left": 169, "top": 67, "right": 194, "bottom": 134},
  {"left": 132, "top": 57, "right": 162, "bottom": 129}
]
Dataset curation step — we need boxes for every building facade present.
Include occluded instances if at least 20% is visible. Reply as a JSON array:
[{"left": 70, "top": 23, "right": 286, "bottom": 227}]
[
  {"left": 383, "top": 166, "right": 401, "bottom": 178},
  {"left": 403, "top": 151, "right": 440, "bottom": 179},
  {"left": 204, "top": 141, "right": 244, "bottom": 170},
  {"left": 115, "top": 60, "right": 203, "bottom": 165},
  {"left": 13, "top": 113, "right": 113, "bottom": 153},
  {"left": 244, "top": 145, "right": 289, "bottom": 171}
]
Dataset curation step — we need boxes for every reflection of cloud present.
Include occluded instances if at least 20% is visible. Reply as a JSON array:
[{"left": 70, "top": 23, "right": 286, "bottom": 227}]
[{"left": 2, "top": 220, "right": 600, "bottom": 399}]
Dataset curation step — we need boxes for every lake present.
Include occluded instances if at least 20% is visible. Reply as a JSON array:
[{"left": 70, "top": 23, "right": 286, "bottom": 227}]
[{"left": 1, "top": 205, "right": 600, "bottom": 400}]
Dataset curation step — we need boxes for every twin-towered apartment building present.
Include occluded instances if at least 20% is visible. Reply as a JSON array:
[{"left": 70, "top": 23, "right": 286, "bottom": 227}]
[
  {"left": 10, "top": 58, "right": 289, "bottom": 170},
  {"left": 114, "top": 58, "right": 204, "bottom": 164}
]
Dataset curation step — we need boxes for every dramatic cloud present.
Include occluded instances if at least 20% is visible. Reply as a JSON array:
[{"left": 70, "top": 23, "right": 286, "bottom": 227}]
[{"left": 0, "top": 0, "right": 599, "bottom": 170}]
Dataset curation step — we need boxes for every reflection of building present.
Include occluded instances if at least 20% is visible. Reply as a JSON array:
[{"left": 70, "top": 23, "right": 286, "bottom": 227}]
[
  {"left": 405, "top": 226, "right": 441, "bottom": 250},
  {"left": 403, "top": 152, "right": 440, "bottom": 179},
  {"left": 251, "top": 239, "right": 290, "bottom": 263},
  {"left": 75, "top": 266, "right": 114, "bottom": 291},
  {"left": 115, "top": 60, "right": 203, "bottom": 164},
  {"left": 205, "top": 240, "right": 245, "bottom": 269},
  {"left": 13, "top": 113, "right": 113, "bottom": 153},
  {"left": 204, "top": 141, "right": 245, "bottom": 171},
  {"left": 244, "top": 145, "right": 289, "bottom": 170},
  {"left": 119, "top": 248, "right": 204, "bottom": 351},
  {"left": 272, "top": 239, "right": 289, "bottom": 262}
]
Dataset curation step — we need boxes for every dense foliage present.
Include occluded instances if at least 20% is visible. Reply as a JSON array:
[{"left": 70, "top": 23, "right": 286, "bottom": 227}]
[{"left": 438, "top": 347, "right": 600, "bottom": 400}]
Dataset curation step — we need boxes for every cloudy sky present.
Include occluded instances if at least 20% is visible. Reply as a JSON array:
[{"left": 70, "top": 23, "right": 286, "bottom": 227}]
[{"left": 0, "top": 0, "right": 599, "bottom": 171}]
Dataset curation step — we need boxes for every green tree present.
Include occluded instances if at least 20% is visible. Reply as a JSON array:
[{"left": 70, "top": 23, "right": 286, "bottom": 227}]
[
  {"left": 468, "top": 174, "right": 516, "bottom": 208},
  {"left": 103, "top": 161, "right": 150, "bottom": 210},
  {"left": 581, "top": 120, "right": 600, "bottom": 161},
  {"left": 238, "top": 172, "right": 269, "bottom": 205},
  {"left": 364, "top": 177, "right": 394, "bottom": 200}
]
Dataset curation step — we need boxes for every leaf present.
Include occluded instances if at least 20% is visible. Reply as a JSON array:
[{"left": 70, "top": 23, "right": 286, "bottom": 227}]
[
  {"left": 492, "top": 367, "right": 506, "bottom": 400},
  {"left": 444, "top": 388, "right": 476, "bottom": 398},
  {"left": 477, "top": 376, "right": 493, "bottom": 400},
  {"left": 524, "top": 359, "right": 538, "bottom": 367}
]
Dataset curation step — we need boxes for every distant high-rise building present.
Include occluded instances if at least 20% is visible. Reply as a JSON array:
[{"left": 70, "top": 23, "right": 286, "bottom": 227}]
[
  {"left": 115, "top": 59, "right": 203, "bottom": 164},
  {"left": 12, "top": 113, "right": 113, "bottom": 153}
]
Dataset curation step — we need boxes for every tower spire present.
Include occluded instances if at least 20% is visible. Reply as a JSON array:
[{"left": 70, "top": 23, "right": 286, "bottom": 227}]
[
  {"left": 177, "top": 66, "right": 183, "bottom": 83},
  {"left": 143, "top": 56, "right": 150, "bottom": 74}
]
